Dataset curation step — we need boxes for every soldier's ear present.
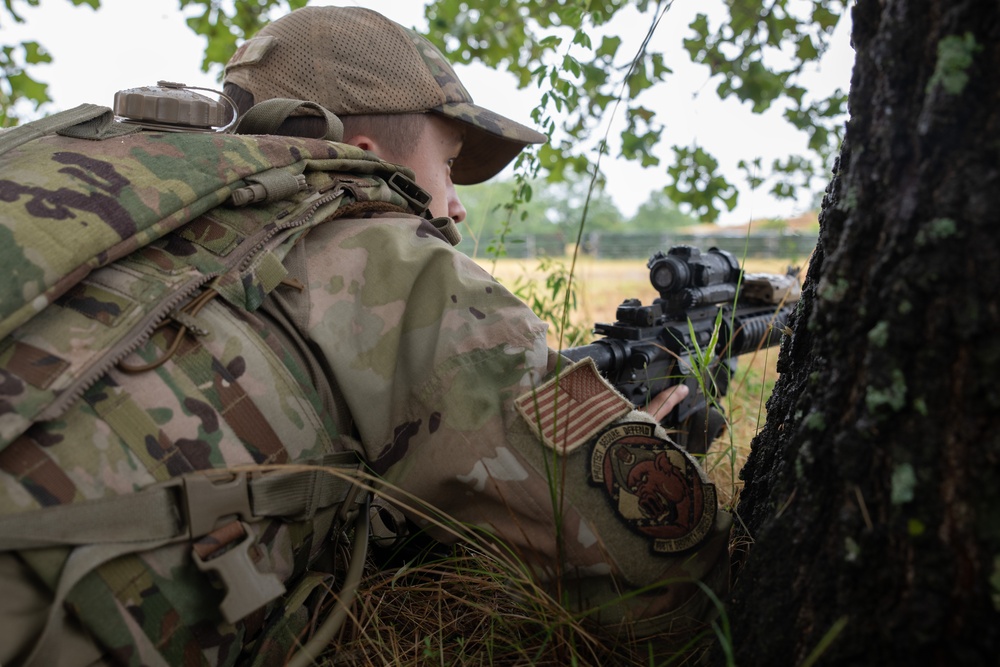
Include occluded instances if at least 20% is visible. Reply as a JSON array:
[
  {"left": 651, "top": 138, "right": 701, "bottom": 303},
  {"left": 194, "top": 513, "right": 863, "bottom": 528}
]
[{"left": 344, "top": 133, "right": 382, "bottom": 157}]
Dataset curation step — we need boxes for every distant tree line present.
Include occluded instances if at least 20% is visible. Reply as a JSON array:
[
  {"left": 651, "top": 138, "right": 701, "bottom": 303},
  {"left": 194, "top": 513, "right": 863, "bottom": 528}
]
[
  {"left": 456, "top": 177, "right": 817, "bottom": 260},
  {"left": 458, "top": 177, "right": 699, "bottom": 240}
]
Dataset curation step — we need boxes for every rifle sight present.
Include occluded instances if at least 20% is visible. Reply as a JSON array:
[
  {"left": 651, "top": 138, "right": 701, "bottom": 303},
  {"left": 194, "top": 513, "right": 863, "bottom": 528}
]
[{"left": 648, "top": 245, "right": 742, "bottom": 314}]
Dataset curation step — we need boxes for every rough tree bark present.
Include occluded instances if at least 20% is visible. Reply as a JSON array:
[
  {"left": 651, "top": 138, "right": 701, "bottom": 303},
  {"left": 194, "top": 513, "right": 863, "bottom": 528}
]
[{"left": 727, "top": 1, "right": 1000, "bottom": 664}]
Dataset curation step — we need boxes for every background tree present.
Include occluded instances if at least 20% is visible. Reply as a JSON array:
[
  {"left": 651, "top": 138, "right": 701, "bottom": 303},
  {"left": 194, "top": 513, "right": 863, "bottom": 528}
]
[
  {"left": 727, "top": 0, "right": 1000, "bottom": 663},
  {"left": 1, "top": 0, "right": 849, "bottom": 225},
  {"left": 541, "top": 176, "right": 625, "bottom": 234},
  {"left": 0, "top": 0, "right": 96, "bottom": 126},
  {"left": 459, "top": 179, "right": 554, "bottom": 239},
  {"left": 629, "top": 188, "right": 700, "bottom": 230},
  {"left": 424, "top": 0, "right": 850, "bottom": 222},
  {"left": 459, "top": 176, "right": 700, "bottom": 248},
  {"left": 460, "top": 176, "right": 627, "bottom": 238},
  {"left": 0, "top": 0, "right": 301, "bottom": 126}
]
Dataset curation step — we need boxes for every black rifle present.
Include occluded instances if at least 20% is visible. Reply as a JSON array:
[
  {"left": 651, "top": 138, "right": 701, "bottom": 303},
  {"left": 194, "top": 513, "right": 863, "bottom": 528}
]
[{"left": 561, "top": 245, "right": 799, "bottom": 453}]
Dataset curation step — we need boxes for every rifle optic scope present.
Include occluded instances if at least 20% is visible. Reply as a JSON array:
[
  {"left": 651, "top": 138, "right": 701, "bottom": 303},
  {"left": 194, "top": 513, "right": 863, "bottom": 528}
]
[{"left": 649, "top": 245, "right": 742, "bottom": 311}]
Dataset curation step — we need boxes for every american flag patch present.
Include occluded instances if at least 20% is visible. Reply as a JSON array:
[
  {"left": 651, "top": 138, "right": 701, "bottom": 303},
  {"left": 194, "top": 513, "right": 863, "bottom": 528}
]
[{"left": 515, "top": 358, "right": 633, "bottom": 454}]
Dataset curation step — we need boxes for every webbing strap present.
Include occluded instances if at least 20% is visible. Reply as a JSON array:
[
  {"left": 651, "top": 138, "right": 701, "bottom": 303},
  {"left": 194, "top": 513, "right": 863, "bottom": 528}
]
[
  {"left": 23, "top": 537, "right": 175, "bottom": 667},
  {"left": 0, "top": 452, "right": 363, "bottom": 550},
  {"left": 287, "top": 494, "right": 370, "bottom": 667},
  {"left": 0, "top": 486, "right": 179, "bottom": 550},
  {"left": 253, "top": 465, "right": 356, "bottom": 518},
  {"left": 234, "top": 98, "right": 344, "bottom": 142},
  {"left": 0, "top": 104, "right": 139, "bottom": 157}
]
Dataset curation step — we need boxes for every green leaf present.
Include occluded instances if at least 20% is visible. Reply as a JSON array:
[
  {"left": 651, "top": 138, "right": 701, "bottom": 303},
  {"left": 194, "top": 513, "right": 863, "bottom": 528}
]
[
  {"left": 626, "top": 60, "right": 653, "bottom": 99},
  {"left": 650, "top": 53, "right": 672, "bottom": 79},
  {"left": 738, "top": 158, "right": 765, "bottom": 189},
  {"left": 20, "top": 41, "right": 50, "bottom": 65},
  {"left": 664, "top": 145, "right": 738, "bottom": 222},
  {"left": 796, "top": 35, "right": 819, "bottom": 61},
  {"left": 597, "top": 35, "right": 621, "bottom": 59},
  {"left": 6, "top": 71, "right": 49, "bottom": 106},
  {"left": 813, "top": 4, "right": 841, "bottom": 32},
  {"left": 562, "top": 55, "right": 582, "bottom": 77}
]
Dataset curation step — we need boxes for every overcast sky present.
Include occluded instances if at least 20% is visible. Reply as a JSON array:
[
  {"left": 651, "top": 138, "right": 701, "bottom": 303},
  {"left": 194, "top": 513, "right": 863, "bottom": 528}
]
[{"left": 6, "top": 0, "right": 855, "bottom": 224}]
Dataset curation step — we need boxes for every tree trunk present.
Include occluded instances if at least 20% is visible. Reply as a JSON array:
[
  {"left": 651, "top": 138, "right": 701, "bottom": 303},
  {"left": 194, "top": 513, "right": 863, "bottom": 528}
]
[{"left": 728, "top": 1, "right": 1000, "bottom": 664}]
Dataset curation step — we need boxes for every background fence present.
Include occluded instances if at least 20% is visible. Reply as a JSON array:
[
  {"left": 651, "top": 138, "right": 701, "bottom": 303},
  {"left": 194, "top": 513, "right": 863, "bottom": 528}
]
[{"left": 456, "top": 231, "right": 819, "bottom": 260}]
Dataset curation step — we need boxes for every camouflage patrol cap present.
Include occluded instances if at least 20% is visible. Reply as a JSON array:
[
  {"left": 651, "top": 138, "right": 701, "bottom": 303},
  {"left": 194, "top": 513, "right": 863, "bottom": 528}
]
[{"left": 224, "top": 6, "right": 547, "bottom": 185}]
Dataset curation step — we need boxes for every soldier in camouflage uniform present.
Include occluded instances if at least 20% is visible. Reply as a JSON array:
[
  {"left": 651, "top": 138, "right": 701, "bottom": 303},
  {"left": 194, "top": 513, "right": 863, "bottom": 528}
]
[{"left": 0, "top": 6, "right": 731, "bottom": 665}]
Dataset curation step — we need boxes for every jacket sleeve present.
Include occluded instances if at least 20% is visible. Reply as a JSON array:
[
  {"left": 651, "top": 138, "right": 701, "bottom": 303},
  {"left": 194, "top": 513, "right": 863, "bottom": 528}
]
[{"left": 298, "top": 215, "right": 730, "bottom": 635}]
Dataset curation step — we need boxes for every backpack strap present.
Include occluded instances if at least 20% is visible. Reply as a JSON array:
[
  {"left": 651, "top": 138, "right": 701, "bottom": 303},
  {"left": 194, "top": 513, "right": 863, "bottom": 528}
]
[
  {"left": 0, "top": 104, "right": 139, "bottom": 157},
  {"left": 0, "top": 450, "right": 363, "bottom": 548},
  {"left": 5, "top": 453, "right": 367, "bottom": 666},
  {"left": 234, "top": 98, "right": 344, "bottom": 142},
  {"left": 285, "top": 494, "right": 370, "bottom": 667}
]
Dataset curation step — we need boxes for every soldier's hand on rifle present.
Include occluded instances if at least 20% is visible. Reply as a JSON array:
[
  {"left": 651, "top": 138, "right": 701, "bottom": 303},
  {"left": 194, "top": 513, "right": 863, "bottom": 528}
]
[{"left": 639, "top": 383, "right": 689, "bottom": 423}]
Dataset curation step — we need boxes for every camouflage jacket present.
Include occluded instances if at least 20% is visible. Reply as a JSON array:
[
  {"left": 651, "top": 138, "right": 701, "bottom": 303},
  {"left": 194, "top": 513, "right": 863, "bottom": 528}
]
[
  {"left": 0, "top": 123, "right": 730, "bottom": 666},
  {"left": 267, "top": 211, "right": 732, "bottom": 635}
]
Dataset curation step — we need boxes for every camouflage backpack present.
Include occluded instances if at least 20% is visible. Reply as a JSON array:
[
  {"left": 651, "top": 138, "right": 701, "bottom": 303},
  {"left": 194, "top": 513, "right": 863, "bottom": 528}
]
[{"left": 0, "top": 103, "right": 430, "bottom": 666}]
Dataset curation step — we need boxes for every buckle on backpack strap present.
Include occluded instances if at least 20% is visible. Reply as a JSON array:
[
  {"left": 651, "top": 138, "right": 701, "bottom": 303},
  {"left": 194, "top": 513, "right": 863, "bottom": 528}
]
[
  {"left": 388, "top": 171, "right": 431, "bottom": 215},
  {"left": 192, "top": 520, "right": 285, "bottom": 623},
  {"left": 178, "top": 472, "right": 255, "bottom": 538}
]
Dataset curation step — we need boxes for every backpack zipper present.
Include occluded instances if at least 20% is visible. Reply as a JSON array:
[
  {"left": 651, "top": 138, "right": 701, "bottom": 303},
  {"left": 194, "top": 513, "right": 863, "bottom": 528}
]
[{"left": 37, "top": 187, "right": 347, "bottom": 421}]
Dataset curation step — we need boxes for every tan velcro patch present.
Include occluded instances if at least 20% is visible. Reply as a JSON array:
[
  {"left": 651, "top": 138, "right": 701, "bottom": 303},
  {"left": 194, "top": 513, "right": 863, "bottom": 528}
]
[
  {"left": 515, "top": 358, "right": 632, "bottom": 454},
  {"left": 226, "top": 35, "right": 277, "bottom": 70}
]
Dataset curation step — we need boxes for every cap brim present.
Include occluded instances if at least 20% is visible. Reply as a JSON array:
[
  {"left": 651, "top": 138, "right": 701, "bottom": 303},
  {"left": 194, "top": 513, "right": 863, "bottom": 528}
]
[{"left": 434, "top": 102, "right": 547, "bottom": 185}]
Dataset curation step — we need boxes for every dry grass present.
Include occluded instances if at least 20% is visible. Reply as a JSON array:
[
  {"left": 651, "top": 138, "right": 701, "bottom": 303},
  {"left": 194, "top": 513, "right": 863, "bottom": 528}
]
[
  {"left": 325, "top": 541, "right": 717, "bottom": 666},
  {"left": 326, "top": 546, "right": 696, "bottom": 666},
  {"left": 321, "top": 255, "right": 797, "bottom": 666}
]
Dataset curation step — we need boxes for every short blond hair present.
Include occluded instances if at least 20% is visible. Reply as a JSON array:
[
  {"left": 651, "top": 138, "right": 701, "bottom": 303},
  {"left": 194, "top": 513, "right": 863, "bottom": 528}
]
[
  {"left": 340, "top": 114, "right": 426, "bottom": 160},
  {"left": 224, "top": 82, "right": 425, "bottom": 159}
]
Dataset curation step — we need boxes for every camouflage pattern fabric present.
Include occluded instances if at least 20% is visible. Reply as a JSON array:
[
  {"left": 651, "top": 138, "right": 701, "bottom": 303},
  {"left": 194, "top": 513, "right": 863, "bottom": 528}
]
[
  {"left": 276, "top": 212, "right": 733, "bottom": 636},
  {"left": 0, "top": 127, "right": 408, "bottom": 342},
  {"left": 0, "top": 127, "right": 417, "bottom": 666},
  {"left": 0, "top": 123, "right": 731, "bottom": 664},
  {"left": 0, "top": 129, "right": 418, "bottom": 450}
]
